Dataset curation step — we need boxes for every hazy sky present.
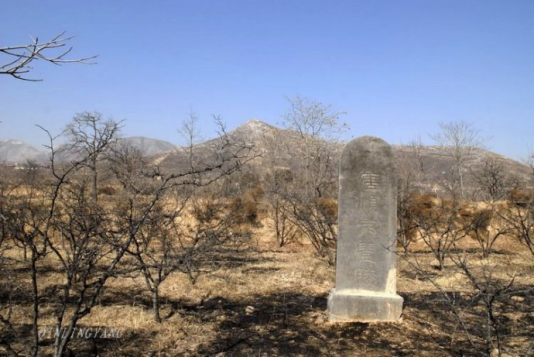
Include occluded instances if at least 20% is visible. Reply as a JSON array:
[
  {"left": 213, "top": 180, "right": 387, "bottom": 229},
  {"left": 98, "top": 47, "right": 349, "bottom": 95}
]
[{"left": 1, "top": 1, "right": 533, "bottom": 160}]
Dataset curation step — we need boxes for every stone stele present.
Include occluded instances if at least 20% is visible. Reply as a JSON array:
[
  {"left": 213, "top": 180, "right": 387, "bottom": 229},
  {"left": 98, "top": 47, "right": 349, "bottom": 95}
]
[{"left": 328, "top": 136, "right": 403, "bottom": 323}]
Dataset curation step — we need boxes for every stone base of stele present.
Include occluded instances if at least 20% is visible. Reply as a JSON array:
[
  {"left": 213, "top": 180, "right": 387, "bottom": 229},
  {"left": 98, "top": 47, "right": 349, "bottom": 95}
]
[{"left": 327, "top": 289, "right": 403, "bottom": 323}]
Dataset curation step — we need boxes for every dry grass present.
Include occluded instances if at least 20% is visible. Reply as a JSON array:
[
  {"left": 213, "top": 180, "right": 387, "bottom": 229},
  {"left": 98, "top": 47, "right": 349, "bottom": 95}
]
[{"left": 1, "top": 217, "right": 533, "bottom": 356}]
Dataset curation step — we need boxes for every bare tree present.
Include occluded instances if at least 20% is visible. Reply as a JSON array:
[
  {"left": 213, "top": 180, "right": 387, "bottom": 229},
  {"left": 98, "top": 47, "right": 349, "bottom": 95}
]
[
  {"left": 397, "top": 138, "right": 428, "bottom": 253},
  {"left": 449, "top": 253, "right": 519, "bottom": 357},
  {"left": 0, "top": 114, "right": 260, "bottom": 355},
  {"left": 123, "top": 199, "right": 183, "bottom": 323},
  {"left": 178, "top": 111, "right": 204, "bottom": 171},
  {"left": 281, "top": 95, "right": 347, "bottom": 198},
  {"left": 471, "top": 157, "right": 508, "bottom": 201},
  {"left": 0, "top": 179, "right": 49, "bottom": 357},
  {"left": 0, "top": 129, "right": 96, "bottom": 357},
  {"left": 1, "top": 32, "right": 96, "bottom": 81},
  {"left": 105, "top": 140, "right": 146, "bottom": 192},
  {"left": 115, "top": 116, "right": 258, "bottom": 323},
  {"left": 16, "top": 127, "right": 129, "bottom": 357},
  {"left": 402, "top": 241, "right": 528, "bottom": 356},
  {"left": 47, "top": 117, "right": 257, "bottom": 355},
  {"left": 400, "top": 188, "right": 531, "bottom": 355},
  {"left": 262, "top": 124, "right": 301, "bottom": 248},
  {"left": 122, "top": 184, "right": 250, "bottom": 324},
  {"left": 63, "top": 112, "right": 123, "bottom": 202},
  {"left": 398, "top": 125, "right": 532, "bottom": 356},
  {"left": 264, "top": 95, "right": 346, "bottom": 262},
  {"left": 431, "top": 121, "right": 486, "bottom": 199}
]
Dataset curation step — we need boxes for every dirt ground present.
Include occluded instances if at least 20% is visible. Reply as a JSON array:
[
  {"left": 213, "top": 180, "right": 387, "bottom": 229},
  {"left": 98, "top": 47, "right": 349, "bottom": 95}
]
[{"left": 1, "top": 223, "right": 533, "bottom": 356}]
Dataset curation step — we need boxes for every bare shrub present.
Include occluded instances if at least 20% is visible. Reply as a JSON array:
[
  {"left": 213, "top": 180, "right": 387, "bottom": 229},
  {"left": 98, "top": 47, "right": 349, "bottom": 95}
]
[
  {"left": 229, "top": 185, "right": 265, "bottom": 226},
  {"left": 496, "top": 191, "right": 534, "bottom": 254},
  {"left": 284, "top": 197, "right": 338, "bottom": 264},
  {"left": 461, "top": 205, "right": 509, "bottom": 257},
  {"left": 270, "top": 196, "right": 303, "bottom": 247},
  {"left": 409, "top": 195, "right": 467, "bottom": 270}
]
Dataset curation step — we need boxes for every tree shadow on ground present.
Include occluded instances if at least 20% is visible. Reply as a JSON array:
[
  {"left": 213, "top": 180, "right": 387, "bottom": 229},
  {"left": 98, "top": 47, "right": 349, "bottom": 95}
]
[
  {"left": 402, "top": 286, "right": 534, "bottom": 357},
  {"left": 188, "top": 286, "right": 533, "bottom": 356},
  {"left": 60, "top": 284, "right": 533, "bottom": 356},
  {"left": 66, "top": 291, "right": 447, "bottom": 356},
  {"left": 3, "top": 242, "right": 532, "bottom": 357},
  {"left": 187, "top": 291, "right": 455, "bottom": 356}
]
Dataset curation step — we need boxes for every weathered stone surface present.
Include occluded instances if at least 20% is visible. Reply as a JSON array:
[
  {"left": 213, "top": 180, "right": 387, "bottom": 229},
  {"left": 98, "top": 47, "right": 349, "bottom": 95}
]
[{"left": 328, "top": 136, "right": 403, "bottom": 323}]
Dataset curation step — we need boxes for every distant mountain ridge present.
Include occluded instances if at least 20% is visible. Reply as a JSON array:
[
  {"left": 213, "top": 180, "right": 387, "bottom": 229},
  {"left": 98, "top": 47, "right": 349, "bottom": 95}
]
[
  {"left": 1, "top": 120, "right": 532, "bottom": 194},
  {"left": 0, "top": 137, "right": 177, "bottom": 164},
  {"left": 119, "top": 137, "right": 176, "bottom": 157},
  {"left": 150, "top": 119, "right": 533, "bottom": 193},
  {"left": 0, "top": 139, "right": 48, "bottom": 164}
]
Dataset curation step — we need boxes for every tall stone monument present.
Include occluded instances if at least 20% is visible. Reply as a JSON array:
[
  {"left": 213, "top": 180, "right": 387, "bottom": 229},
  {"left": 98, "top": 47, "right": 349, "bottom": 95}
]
[{"left": 328, "top": 136, "right": 403, "bottom": 322}]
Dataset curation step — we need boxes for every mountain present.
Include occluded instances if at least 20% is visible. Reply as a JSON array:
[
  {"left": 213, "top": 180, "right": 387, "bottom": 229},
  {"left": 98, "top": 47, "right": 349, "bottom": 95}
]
[
  {"left": 150, "top": 118, "right": 292, "bottom": 170},
  {"left": 392, "top": 144, "right": 533, "bottom": 193},
  {"left": 0, "top": 137, "right": 176, "bottom": 165},
  {"left": 2, "top": 120, "right": 531, "bottom": 194},
  {"left": 149, "top": 119, "right": 533, "bottom": 193},
  {"left": 0, "top": 140, "right": 47, "bottom": 164},
  {"left": 118, "top": 137, "right": 176, "bottom": 156}
]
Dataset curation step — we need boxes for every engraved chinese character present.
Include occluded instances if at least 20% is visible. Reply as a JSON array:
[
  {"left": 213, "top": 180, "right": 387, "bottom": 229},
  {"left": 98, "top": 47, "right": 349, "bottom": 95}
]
[
  {"left": 355, "top": 268, "right": 377, "bottom": 286},
  {"left": 363, "top": 192, "right": 379, "bottom": 207},
  {"left": 357, "top": 220, "right": 376, "bottom": 237},
  {"left": 356, "top": 242, "right": 375, "bottom": 262},
  {"left": 361, "top": 172, "right": 380, "bottom": 190}
]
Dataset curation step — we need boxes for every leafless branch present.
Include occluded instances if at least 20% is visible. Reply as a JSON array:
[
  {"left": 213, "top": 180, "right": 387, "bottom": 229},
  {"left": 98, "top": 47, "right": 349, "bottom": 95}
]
[{"left": 1, "top": 31, "right": 97, "bottom": 81}]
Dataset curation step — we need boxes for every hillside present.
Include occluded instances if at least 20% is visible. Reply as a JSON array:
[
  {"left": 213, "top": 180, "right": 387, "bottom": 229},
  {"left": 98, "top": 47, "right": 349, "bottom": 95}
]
[
  {"left": 150, "top": 119, "right": 533, "bottom": 194},
  {"left": 1, "top": 120, "right": 531, "bottom": 194},
  {"left": 119, "top": 137, "right": 176, "bottom": 157}
]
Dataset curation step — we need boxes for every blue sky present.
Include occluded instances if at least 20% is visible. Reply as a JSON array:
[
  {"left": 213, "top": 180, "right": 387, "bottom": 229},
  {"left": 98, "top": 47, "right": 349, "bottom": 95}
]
[{"left": 1, "top": 0, "right": 533, "bottom": 160}]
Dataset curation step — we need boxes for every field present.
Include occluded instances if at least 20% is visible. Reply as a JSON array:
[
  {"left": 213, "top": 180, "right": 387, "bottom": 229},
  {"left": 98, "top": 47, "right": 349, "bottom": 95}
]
[
  {"left": 2, "top": 218, "right": 532, "bottom": 357},
  {"left": 0, "top": 120, "right": 532, "bottom": 356}
]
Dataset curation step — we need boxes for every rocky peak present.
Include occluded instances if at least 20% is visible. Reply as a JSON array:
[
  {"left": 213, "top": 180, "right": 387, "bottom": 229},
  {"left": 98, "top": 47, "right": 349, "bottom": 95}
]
[{"left": 238, "top": 118, "right": 275, "bottom": 133}]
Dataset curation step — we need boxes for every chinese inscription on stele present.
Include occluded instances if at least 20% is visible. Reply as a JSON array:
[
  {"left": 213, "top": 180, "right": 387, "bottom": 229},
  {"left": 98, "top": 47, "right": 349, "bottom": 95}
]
[{"left": 328, "top": 136, "right": 403, "bottom": 323}]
